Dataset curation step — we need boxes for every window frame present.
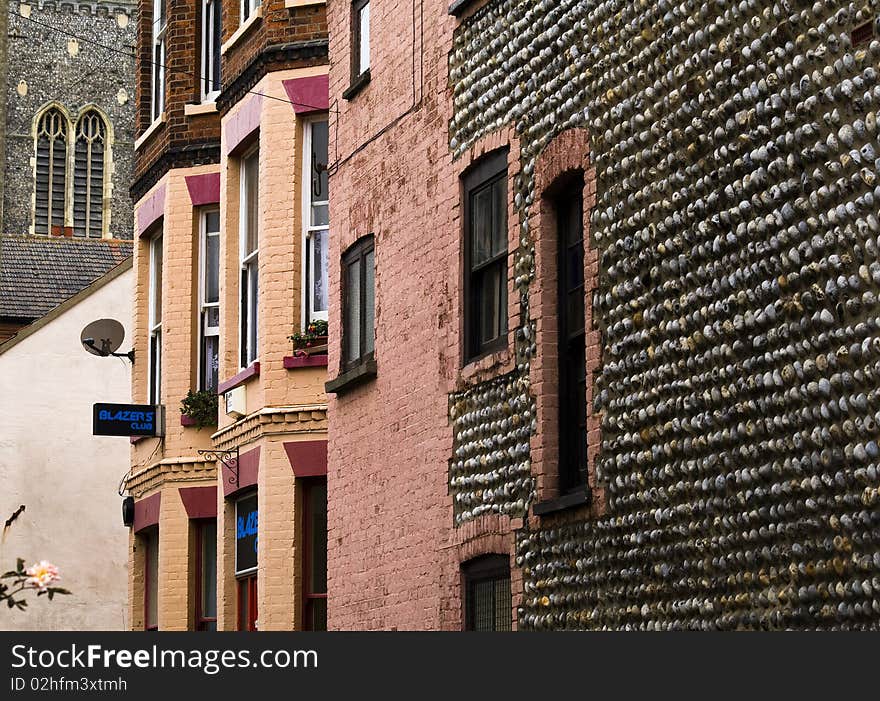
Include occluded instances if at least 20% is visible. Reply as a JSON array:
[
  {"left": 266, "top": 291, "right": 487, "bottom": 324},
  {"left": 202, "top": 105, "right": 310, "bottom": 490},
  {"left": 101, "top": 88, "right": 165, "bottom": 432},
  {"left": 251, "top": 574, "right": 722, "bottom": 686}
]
[
  {"left": 193, "top": 519, "right": 217, "bottom": 631},
  {"left": 241, "top": 0, "right": 261, "bottom": 25},
  {"left": 150, "top": 0, "right": 167, "bottom": 123},
  {"left": 33, "top": 106, "right": 70, "bottom": 236},
  {"left": 239, "top": 145, "right": 260, "bottom": 370},
  {"left": 148, "top": 230, "right": 163, "bottom": 405},
  {"left": 237, "top": 574, "right": 258, "bottom": 631},
  {"left": 198, "top": 208, "right": 221, "bottom": 392},
  {"left": 302, "top": 117, "right": 330, "bottom": 327},
  {"left": 341, "top": 235, "right": 375, "bottom": 372},
  {"left": 556, "top": 182, "right": 588, "bottom": 495},
  {"left": 72, "top": 110, "right": 108, "bottom": 239},
  {"left": 200, "top": 0, "right": 222, "bottom": 102},
  {"left": 462, "top": 149, "right": 509, "bottom": 364},
  {"left": 301, "top": 478, "right": 328, "bottom": 631},
  {"left": 352, "top": 0, "right": 370, "bottom": 79},
  {"left": 462, "top": 555, "right": 511, "bottom": 631}
]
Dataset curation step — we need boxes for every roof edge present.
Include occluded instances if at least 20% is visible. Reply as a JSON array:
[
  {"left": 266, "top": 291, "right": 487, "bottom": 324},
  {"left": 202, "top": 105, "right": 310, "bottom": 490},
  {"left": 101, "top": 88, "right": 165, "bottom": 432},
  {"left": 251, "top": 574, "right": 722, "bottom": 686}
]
[{"left": 0, "top": 256, "right": 133, "bottom": 356}]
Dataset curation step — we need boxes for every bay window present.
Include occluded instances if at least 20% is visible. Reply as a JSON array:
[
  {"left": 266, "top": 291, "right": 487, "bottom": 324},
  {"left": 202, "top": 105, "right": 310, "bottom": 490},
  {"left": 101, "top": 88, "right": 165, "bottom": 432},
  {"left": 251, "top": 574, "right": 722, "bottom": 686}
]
[{"left": 201, "top": 0, "right": 221, "bottom": 101}]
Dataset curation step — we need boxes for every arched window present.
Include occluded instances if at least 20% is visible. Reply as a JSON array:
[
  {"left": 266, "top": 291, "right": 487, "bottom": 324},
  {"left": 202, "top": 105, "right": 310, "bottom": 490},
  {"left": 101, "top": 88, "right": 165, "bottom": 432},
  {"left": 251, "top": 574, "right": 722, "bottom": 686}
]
[
  {"left": 73, "top": 111, "right": 107, "bottom": 238},
  {"left": 34, "top": 108, "right": 68, "bottom": 235}
]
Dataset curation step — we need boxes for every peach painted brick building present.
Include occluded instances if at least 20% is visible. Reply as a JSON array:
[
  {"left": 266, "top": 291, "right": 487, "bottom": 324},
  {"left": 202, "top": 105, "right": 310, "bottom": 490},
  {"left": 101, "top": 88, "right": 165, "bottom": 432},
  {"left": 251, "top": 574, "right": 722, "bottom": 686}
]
[{"left": 125, "top": 0, "right": 329, "bottom": 630}]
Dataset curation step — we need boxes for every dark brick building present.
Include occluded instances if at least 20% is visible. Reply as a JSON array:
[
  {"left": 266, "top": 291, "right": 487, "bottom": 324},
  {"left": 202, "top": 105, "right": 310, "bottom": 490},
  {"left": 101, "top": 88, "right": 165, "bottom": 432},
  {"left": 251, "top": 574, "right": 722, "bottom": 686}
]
[{"left": 0, "top": 0, "right": 136, "bottom": 341}]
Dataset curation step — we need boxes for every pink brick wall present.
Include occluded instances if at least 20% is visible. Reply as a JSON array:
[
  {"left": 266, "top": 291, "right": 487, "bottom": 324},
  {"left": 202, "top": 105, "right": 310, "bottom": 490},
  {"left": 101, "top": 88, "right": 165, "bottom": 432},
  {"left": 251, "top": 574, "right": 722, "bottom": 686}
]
[{"left": 326, "top": 2, "right": 518, "bottom": 630}]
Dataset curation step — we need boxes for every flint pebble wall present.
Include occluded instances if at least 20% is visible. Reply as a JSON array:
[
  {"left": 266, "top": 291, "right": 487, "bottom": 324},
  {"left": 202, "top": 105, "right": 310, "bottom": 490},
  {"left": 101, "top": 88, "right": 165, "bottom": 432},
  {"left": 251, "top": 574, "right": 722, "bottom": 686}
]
[{"left": 448, "top": 0, "right": 880, "bottom": 629}]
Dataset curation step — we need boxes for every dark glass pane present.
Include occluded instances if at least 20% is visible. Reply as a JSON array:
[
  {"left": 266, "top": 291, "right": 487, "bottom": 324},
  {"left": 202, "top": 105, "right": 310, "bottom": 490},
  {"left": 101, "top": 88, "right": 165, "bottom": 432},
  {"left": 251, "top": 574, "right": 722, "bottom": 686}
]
[
  {"left": 243, "top": 151, "right": 259, "bottom": 256},
  {"left": 248, "top": 260, "right": 258, "bottom": 362},
  {"left": 310, "top": 121, "right": 329, "bottom": 203},
  {"left": 145, "top": 530, "right": 159, "bottom": 629},
  {"left": 152, "top": 236, "right": 163, "bottom": 320},
  {"left": 567, "top": 289, "right": 585, "bottom": 336},
  {"left": 312, "top": 230, "right": 328, "bottom": 313},
  {"left": 345, "top": 261, "right": 361, "bottom": 362},
  {"left": 308, "top": 483, "right": 328, "bottom": 594},
  {"left": 210, "top": 0, "right": 221, "bottom": 91},
  {"left": 201, "top": 521, "right": 217, "bottom": 619},
  {"left": 364, "top": 250, "right": 375, "bottom": 356},
  {"left": 472, "top": 580, "right": 494, "bottom": 631},
  {"left": 492, "top": 177, "right": 507, "bottom": 256},
  {"left": 494, "top": 577, "right": 511, "bottom": 631},
  {"left": 206, "top": 233, "right": 220, "bottom": 303},
  {"left": 470, "top": 185, "right": 493, "bottom": 266},
  {"left": 307, "top": 598, "right": 328, "bottom": 632},
  {"left": 238, "top": 580, "right": 249, "bottom": 631},
  {"left": 202, "top": 333, "right": 219, "bottom": 392},
  {"left": 478, "top": 263, "right": 504, "bottom": 345},
  {"left": 240, "top": 268, "right": 248, "bottom": 366}
]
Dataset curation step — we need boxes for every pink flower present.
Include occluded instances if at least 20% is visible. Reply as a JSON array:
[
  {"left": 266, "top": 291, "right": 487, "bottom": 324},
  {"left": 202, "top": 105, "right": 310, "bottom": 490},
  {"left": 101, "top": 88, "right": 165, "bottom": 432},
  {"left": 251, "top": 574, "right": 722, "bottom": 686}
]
[{"left": 25, "top": 561, "right": 61, "bottom": 591}]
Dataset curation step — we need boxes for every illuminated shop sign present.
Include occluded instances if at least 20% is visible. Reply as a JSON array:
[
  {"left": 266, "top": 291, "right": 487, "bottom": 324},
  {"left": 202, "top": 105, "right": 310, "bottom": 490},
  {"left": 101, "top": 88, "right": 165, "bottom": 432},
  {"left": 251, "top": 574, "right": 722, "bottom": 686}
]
[
  {"left": 93, "top": 403, "right": 165, "bottom": 437},
  {"left": 235, "top": 493, "right": 258, "bottom": 575}
]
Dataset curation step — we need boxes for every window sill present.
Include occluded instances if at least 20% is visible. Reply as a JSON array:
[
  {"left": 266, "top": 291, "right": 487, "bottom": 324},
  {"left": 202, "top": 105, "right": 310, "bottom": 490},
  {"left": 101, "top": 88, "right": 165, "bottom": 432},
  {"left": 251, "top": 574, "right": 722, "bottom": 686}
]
[
  {"left": 284, "top": 354, "right": 328, "bottom": 369},
  {"left": 459, "top": 345, "right": 513, "bottom": 387},
  {"left": 218, "top": 361, "right": 260, "bottom": 394},
  {"left": 285, "top": 0, "right": 324, "bottom": 6},
  {"left": 532, "top": 487, "right": 591, "bottom": 517},
  {"left": 184, "top": 101, "right": 218, "bottom": 117},
  {"left": 221, "top": 7, "right": 263, "bottom": 55},
  {"left": 342, "top": 70, "right": 371, "bottom": 101},
  {"left": 325, "top": 358, "right": 377, "bottom": 394},
  {"left": 134, "top": 113, "right": 166, "bottom": 151}
]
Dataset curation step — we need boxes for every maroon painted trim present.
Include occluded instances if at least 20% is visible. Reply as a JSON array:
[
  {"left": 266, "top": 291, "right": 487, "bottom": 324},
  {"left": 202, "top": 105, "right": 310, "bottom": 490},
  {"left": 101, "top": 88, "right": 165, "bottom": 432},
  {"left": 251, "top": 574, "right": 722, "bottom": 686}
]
[
  {"left": 283, "top": 440, "right": 327, "bottom": 477},
  {"left": 218, "top": 362, "right": 260, "bottom": 394},
  {"left": 283, "top": 354, "right": 328, "bottom": 369},
  {"left": 184, "top": 172, "right": 221, "bottom": 205},
  {"left": 224, "top": 94, "right": 262, "bottom": 155},
  {"left": 223, "top": 446, "right": 260, "bottom": 498},
  {"left": 134, "top": 492, "right": 161, "bottom": 532},
  {"left": 282, "top": 75, "right": 329, "bottom": 114},
  {"left": 180, "top": 414, "right": 198, "bottom": 427},
  {"left": 137, "top": 183, "right": 166, "bottom": 237},
  {"left": 179, "top": 486, "right": 218, "bottom": 519}
]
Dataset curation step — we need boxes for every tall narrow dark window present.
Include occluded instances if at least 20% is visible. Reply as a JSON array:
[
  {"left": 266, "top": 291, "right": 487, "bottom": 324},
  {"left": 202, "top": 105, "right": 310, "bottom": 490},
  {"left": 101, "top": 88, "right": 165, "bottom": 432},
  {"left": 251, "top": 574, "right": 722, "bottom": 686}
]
[
  {"left": 463, "top": 555, "right": 511, "bottom": 631},
  {"left": 463, "top": 150, "right": 508, "bottom": 363},
  {"left": 143, "top": 528, "right": 159, "bottom": 631},
  {"left": 342, "top": 235, "right": 375, "bottom": 370},
  {"left": 556, "top": 183, "right": 587, "bottom": 493},
  {"left": 73, "top": 111, "right": 106, "bottom": 238},
  {"left": 352, "top": 0, "right": 370, "bottom": 78},
  {"left": 302, "top": 479, "right": 327, "bottom": 631},
  {"left": 34, "top": 108, "right": 68, "bottom": 235},
  {"left": 194, "top": 520, "right": 217, "bottom": 631}
]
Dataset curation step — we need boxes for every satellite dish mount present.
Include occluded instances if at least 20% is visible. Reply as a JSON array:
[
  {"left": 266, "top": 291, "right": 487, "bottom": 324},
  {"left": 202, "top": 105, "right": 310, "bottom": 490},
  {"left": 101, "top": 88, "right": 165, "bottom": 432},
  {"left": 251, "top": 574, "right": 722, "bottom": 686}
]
[{"left": 80, "top": 319, "right": 134, "bottom": 363}]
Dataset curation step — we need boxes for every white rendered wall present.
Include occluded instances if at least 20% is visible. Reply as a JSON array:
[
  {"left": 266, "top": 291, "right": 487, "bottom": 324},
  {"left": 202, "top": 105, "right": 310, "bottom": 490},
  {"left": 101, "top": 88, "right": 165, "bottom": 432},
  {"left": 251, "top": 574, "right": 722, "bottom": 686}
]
[{"left": 0, "top": 268, "right": 132, "bottom": 630}]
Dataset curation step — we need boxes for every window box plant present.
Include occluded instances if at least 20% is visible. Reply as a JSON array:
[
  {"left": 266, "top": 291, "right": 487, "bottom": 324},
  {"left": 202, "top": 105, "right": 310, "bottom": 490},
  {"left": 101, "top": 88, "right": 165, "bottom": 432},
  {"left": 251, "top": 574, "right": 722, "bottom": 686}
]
[
  {"left": 180, "top": 388, "right": 218, "bottom": 429},
  {"left": 289, "top": 319, "right": 328, "bottom": 356}
]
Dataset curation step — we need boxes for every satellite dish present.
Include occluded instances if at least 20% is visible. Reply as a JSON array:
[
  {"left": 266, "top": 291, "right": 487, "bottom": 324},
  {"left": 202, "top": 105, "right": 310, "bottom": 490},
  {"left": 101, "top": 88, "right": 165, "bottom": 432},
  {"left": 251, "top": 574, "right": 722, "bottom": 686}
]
[{"left": 80, "top": 318, "right": 126, "bottom": 357}]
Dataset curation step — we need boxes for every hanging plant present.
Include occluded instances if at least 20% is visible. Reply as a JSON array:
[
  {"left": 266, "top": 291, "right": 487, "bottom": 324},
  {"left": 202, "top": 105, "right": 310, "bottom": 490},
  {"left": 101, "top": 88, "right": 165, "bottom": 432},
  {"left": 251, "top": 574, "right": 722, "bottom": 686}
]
[{"left": 180, "top": 389, "right": 219, "bottom": 429}]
